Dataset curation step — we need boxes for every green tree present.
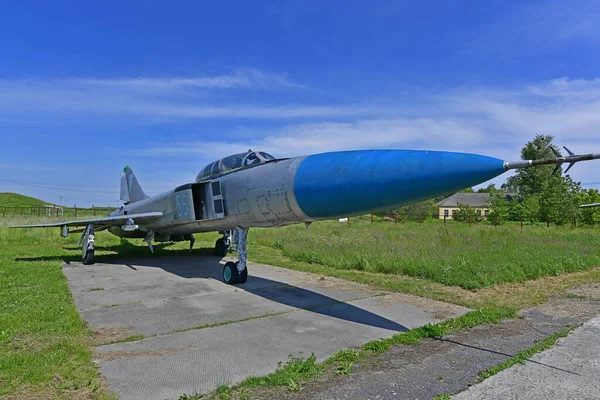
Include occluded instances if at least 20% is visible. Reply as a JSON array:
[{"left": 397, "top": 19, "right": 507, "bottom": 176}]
[
  {"left": 501, "top": 134, "right": 583, "bottom": 224},
  {"left": 453, "top": 203, "right": 481, "bottom": 223},
  {"left": 380, "top": 199, "right": 438, "bottom": 221},
  {"left": 488, "top": 192, "right": 511, "bottom": 224},
  {"left": 521, "top": 194, "right": 541, "bottom": 223},
  {"left": 576, "top": 189, "right": 600, "bottom": 225},
  {"left": 538, "top": 175, "right": 581, "bottom": 225},
  {"left": 504, "top": 134, "right": 560, "bottom": 196},
  {"left": 477, "top": 184, "right": 499, "bottom": 193}
]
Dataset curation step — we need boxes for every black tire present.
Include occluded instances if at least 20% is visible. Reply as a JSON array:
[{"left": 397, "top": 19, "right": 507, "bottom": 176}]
[
  {"left": 223, "top": 261, "right": 239, "bottom": 284},
  {"left": 214, "top": 238, "right": 229, "bottom": 257},
  {"left": 237, "top": 263, "right": 248, "bottom": 284},
  {"left": 83, "top": 250, "right": 95, "bottom": 265}
]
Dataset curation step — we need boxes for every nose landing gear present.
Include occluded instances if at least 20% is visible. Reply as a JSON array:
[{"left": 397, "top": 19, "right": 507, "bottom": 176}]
[
  {"left": 79, "top": 224, "right": 95, "bottom": 265},
  {"left": 221, "top": 227, "right": 249, "bottom": 284}
]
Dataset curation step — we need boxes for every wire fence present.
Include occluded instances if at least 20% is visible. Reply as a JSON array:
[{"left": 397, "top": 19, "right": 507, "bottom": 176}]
[
  {"left": 0, "top": 207, "right": 588, "bottom": 228},
  {"left": 0, "top": 206, "right": 116, "bottom": 219}
]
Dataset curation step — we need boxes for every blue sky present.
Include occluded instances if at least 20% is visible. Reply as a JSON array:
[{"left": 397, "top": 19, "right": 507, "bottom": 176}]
[{"left": 1, "top": 0, "right": 600, "bottom": 207}]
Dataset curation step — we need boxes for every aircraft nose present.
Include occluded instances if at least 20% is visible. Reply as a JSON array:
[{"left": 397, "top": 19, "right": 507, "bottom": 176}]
[{"left": 292, "top": 149, "right": 505, "bottom": 219}]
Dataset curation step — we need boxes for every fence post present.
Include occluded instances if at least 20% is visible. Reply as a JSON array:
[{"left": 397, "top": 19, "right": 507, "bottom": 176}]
[
  {"left": 419, "top": 215, "right": 422, "bottom": 226},
  {"left": 56, "top": 207, "right": 59, "bottom": 218},
  {"left": 494, "top": 215, "right": 498, "bottom": 226},
  {"left": 20, "top": 207, "right": 23, "bottom": 216},
  {"left": 444, "top": 215, "right": 446, "bottom": 225},
  {"left": 370, "top": 213, "right": 373, "bottom": 224},
  {"left": 394, "top": 215, "right": 398, "bottom": 224},
  {"left": 573, "top": 216, "right": 577, "bottom": 227},
  {"left": 520, "top": 216, "right": 523, "bottom": 229},
  {"left": 347, "top": 216, "right": 350, "bottom": 225},
  {"left": 468, "top": 215, "right": 472, "bottom": 226},
  {"left": 74, "top": 206, "right": 77, "bottom": 218},
  {"left": 2, "top": 207, "right": 5, "bottom": 217}
]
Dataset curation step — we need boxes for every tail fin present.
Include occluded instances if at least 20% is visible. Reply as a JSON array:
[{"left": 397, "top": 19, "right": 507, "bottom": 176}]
[{"left": 120, "top": 165, "right": 149, "bottom": 204}]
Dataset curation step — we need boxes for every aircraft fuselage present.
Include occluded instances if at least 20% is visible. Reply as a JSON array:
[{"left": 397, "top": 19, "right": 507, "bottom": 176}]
[{"left": 108, "top": 149, "right": 507, "bottom": 239}]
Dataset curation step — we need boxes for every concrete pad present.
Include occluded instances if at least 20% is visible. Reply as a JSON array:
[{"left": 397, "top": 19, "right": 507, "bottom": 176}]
[
  {"left": 453, "top": 314, "right": 600, "bottom": 400},
  {"left": 62, "top": 255, "right": 469, "bottom": 400}
]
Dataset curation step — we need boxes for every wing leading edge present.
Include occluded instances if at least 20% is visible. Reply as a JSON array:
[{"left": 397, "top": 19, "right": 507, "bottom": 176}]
[{"left": 9, "top": 211, "right": 163, "bottom": 228}]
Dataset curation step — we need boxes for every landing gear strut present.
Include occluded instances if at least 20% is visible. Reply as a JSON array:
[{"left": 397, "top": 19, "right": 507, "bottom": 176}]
[
  {"left": 214, "top": 231, "right": 231, "bottom": 257},
  {"left": 79, "top": 224, "right": 95, "bottom": 265},
  {"left": 221, "top": 227, "right": 249, "bottom": 284}
]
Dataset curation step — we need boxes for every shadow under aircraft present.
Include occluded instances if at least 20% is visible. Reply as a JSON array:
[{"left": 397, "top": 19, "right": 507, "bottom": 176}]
[{"left": 18, "top": 250, "right": 409, "bottom": 333}]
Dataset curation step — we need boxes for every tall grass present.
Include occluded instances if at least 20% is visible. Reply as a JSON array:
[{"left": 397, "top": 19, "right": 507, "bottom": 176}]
[{"left": 251, "top": 220, "right": 600, "bottom": 290}]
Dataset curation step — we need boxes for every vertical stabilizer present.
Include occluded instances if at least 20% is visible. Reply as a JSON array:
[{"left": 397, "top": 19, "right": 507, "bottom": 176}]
[{"left": 120, "top": 165, "right": 149, "bottom": 204}]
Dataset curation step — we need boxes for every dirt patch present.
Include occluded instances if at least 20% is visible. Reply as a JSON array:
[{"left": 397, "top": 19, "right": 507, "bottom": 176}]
[
  {"left": 568, "top": 282, "right": 600, "bottom": 300},
  {"left": 527, "top": 297, "right": 600, "bottom": 320},
  {"left": 375, "top": 292, "right": 470, "bottom": 320},
  {"left": 92, "top": 325, "right": 135, "bottom": 345}
]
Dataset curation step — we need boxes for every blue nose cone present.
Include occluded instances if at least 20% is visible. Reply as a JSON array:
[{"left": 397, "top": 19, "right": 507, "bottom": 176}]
[{"left": 293, "top": 150, "right": 506, "bottom": 219}]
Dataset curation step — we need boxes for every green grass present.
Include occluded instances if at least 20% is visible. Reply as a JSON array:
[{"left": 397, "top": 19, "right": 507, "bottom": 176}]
[
  {"left": 250, "top": 220, "right": 600, "bottom": 290},
  {"left": 361, "top": 308, "right": 514, "bottom": 353},
  {"left": 1, "top": 218, "right": 598, "bottom": 398},
  {"left": 0, "top": 225, "right": 131, "bottom": 398},
  {"left": 0, "top": 192, "right": 115, "bottom": 218},
  {"left": 478, "top": 326, "right": 573, "bottom": 381},
  {"left": 240, "top": 353, "right": 322, "bottom": 392},
  {"left": 0, "top": 192, "right": 52, "bottom": 207},
  {"left": 0, "top": 223, "right": 220, "bottom": 398}
]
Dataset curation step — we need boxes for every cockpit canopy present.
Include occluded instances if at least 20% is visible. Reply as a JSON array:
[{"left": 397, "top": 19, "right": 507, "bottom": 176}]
[{"left": 196, "top": 150, "right": 276, "bottom": 181}]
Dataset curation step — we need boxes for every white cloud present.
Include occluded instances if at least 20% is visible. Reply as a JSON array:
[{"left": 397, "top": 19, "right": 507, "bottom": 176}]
[
  {"left": 135, "top": 104, "right": 379, "bottom": 119},
  {"left": 0, "top": 68, "right": 336, "bottom": 120},
  {"left": 132, "top": 76, "right": 600, "bottom": 189},
  {"left": 74, "top": 68, "right": 305, "bottom": 91},
  {"left": 139, "top": 117, "right": 492, "bottom": 159}
]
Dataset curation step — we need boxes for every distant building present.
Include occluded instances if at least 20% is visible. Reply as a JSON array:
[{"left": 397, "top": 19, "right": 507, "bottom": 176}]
[{"left": 436, "top": 193, "right": 491, "bottom": 219}]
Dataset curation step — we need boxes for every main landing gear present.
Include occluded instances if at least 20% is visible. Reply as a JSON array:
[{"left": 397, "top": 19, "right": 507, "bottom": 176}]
[
  {"left": 219, "top": 227, "right": 249, "bottom": 285},
  {"left": 214, "top": 231, "right": 230, "bottom": 257},
  {"left": 79, "top": 224, "right": 95, "bottom": 265}
]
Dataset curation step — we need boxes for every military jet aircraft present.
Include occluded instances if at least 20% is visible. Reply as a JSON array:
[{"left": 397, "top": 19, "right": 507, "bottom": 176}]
[{"left": 12, "top": 147, "right": 600, "bottom": 284}]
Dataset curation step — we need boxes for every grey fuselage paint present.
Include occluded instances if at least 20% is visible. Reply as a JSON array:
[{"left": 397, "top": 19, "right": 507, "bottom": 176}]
[{"left": 107, "top": 157, "right": 310, "bottom": 239}]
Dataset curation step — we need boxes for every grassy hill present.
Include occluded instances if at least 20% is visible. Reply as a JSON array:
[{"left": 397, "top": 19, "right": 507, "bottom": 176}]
[{"left": 0, "top": 193, "right": 53, "bottom": 207}]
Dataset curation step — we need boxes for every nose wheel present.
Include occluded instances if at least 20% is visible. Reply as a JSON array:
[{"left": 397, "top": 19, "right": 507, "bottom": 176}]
[
  {"left": 222, "top": 227, "right": 249, "bottom": 284},
  {"left": 80, "top": 224, "right": 95, "bottom": 265},
  {"left": 223, "top": 261, "right": 248, "bottom": 284}
]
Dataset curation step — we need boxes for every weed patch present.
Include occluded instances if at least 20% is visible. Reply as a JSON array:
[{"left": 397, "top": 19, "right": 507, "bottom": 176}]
[{"left": 478, "top": 326, "right": 573, "bottom": 381}]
